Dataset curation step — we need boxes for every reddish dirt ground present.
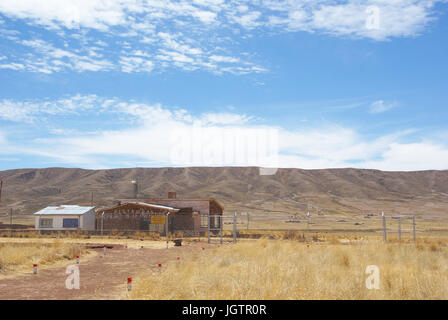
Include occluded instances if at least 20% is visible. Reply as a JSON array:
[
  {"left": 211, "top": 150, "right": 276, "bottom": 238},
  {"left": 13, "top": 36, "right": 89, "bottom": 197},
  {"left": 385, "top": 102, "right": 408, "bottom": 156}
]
[{"left": 0, "top": 241, "right": 211, "bottom": 300}]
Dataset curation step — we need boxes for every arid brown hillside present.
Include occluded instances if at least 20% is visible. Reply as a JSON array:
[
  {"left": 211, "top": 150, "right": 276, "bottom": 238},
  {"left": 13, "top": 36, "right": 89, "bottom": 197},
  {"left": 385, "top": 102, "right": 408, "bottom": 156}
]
[{"left": 0, "top": 167, "right": 447, "bottom": 217}]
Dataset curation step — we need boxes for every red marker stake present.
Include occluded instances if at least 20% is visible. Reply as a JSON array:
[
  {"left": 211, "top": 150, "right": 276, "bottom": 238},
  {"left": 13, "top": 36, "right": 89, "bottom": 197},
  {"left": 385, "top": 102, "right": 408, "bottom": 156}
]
[
  {"left": 76, "top": 256, "right": 79, "bottom": 264},
  {"left": 33, "top": 264, "right": 37, "bottom": 274},
  {"left": 166, "top": 241, "right": 169, "bottom": 249},
  {"left": 158, "top": 263, "right": 162, "bottom": 273},
  {"left": 127, "top": 277, "right": 132, "bottom": 291}
]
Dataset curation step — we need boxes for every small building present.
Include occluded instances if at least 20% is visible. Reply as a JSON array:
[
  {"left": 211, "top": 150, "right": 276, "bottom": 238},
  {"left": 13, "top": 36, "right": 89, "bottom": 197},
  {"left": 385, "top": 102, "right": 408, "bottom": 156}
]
[
  {"left": 96, "top": 201, "right": 201, "bottom": 236},
  {"left": 34, "top": 205, "right": 96, "bottom": 231},
  {"left": 117, "top": 192, "right": 224, "bottom": 234}
]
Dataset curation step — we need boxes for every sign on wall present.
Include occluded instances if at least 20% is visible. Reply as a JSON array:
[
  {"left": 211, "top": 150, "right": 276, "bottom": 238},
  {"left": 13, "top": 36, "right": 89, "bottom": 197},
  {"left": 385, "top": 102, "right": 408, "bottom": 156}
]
[{"left": 150, "top": 215, "right": 166, "bottom": 225}]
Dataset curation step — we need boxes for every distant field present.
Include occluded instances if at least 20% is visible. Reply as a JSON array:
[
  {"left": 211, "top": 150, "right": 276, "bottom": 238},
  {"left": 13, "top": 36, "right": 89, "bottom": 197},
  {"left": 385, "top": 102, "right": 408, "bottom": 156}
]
[{"left": 0, "top": 214, "right": 34, "bottom": 226}]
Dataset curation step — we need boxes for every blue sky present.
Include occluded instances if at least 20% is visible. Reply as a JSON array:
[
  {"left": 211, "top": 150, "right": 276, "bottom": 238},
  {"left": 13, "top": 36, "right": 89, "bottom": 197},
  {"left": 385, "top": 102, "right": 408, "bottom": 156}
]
[{"left": 0, "top": 0, "right": 447, "bottom": 171}]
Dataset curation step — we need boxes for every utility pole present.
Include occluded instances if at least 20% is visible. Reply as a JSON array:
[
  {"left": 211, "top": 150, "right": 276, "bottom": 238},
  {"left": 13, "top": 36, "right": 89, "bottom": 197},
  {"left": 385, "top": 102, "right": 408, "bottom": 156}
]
[
  {"left": 233, "top": 212, "right": 237, "bottom": 244},
  {"left": 91, "top": 192, "right": 94, "bottom": 207},
  {"left": 398, "top": 216, "right": 401, "bottom": 243},
  {"left": 166, "top": 212, "right": 170, "bottom": 245},
  {"left": 9, "top": 208, "right": 12, "bottom": 237},
  {"left": 412, "top": 215, "right": 416, "bottom": 243},
  {"left": 306, "top": 211, "right": 310, "bottom": 243},
  {"left": 0, "top": 180, "right": 3, "bottom": 202},
  {"left": 247, "top": 213, "right": 250, "bottom": 231},
  {"left": 101, "top": 212, "right": 105, "bottom": 236},
  {"left": 382, "top": 211, "right": 387, "bottom": 242}
]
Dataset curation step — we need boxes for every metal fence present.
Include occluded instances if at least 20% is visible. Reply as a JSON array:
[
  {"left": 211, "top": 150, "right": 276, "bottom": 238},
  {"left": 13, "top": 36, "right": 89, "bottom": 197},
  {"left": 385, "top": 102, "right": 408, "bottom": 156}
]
[
  {"left": 220, "top": 211, "right": 448, "bottom": 243},
  {"left": 1, "top": 211, "right": 447, "bottom": 243}
]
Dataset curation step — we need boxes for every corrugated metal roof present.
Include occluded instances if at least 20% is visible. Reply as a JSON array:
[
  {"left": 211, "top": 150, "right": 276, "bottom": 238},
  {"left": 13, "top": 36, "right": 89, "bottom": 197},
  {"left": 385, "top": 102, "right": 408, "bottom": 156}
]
[
  {"left": 96, "top": 202, "right": 179, "bottom": 214},
  {"left": 131, "top": 202, "right": 179, "bottom": 211},
  {"left": 33, "top": 205, "right": 95, "bottom": 215},
  {"left": 118, "top": 198, "right": 224, "bottom": 210}
]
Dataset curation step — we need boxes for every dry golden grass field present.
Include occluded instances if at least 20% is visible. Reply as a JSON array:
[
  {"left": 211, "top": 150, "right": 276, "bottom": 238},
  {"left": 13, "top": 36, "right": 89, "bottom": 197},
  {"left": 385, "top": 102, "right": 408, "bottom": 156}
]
[
  {"left": 128, "top": 237, "right": 448, "bottom": 300},
  {"left": 0, "top": 240, "right": 87, "bottom": 276},
  {"left": 0, "top": 232, "right": 446, "bottom": 299}
]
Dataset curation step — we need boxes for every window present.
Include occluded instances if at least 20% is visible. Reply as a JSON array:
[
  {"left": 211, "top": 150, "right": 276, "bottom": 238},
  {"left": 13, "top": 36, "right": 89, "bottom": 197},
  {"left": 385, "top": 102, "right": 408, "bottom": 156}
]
[
  {"left": 200, "top": 215, "right": 208, "bottom": 228},
  {"left": 63, "top": 218, "right": 79, "bottom": 228},
  {"left": 39, "top": 218, "right": 53, "bottom": 228}
]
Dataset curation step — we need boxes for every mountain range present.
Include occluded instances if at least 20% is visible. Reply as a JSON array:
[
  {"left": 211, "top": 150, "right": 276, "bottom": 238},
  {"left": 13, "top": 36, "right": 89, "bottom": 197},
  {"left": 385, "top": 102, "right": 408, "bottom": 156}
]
[{"left": 0, "top": 167, "right": 447, "bottom": 218}]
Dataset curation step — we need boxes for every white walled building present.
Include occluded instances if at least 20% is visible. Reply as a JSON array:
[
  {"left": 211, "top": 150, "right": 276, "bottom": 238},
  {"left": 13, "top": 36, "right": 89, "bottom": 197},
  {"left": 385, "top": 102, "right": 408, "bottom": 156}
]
[{"left": 34, "top": 205, "right": 96, "bottom": 231}]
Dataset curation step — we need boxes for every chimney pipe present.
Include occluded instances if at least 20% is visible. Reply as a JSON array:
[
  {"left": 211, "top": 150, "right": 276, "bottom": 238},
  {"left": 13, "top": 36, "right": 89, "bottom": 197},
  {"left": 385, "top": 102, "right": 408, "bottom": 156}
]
[{"left": 131, "top": 180, "right": 138, "bottom": 199}]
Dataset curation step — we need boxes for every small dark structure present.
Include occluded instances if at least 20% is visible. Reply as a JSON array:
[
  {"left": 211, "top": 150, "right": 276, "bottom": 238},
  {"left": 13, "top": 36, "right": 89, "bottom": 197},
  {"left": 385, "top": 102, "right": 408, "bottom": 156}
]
[
  {"left": 117, "top": 193, "right": 224, "bottom": 234},
  {"left": 96, "top": 201, "right": 202, "bottom": 236}
]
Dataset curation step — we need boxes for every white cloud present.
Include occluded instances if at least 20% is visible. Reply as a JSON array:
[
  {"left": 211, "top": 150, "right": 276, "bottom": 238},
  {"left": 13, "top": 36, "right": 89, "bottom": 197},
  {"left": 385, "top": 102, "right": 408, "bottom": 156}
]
[
  {"left": 209, "top": 55, "right": 240, "bottom": 63},
  {"left": 0, "top": 62, "right": 25, "bottom": 71},
  {"left": 0, "top": 94, "right": 100, "bottom": 123},
  {"left": 199, "top": 112, "right": 253, "bottom": 125},
  {"left": 0, "top": 0, "right": 127, "bottom": 30},
  {"left": 369, "top": 100, "right": 398, "bottom": 114},
  {"left": 1, "top": 95, "right": 447, "bottom": 171},
  {"left": 157, "top": 32, "right": 203, "bottom": 56},
  {"left": 231, "top": 11, "right": 262, "bottom": 29},
  {"left": 0, "top": 1, "right": 441, "bottom": 39},
  {"left": 119, "top": 56, "right": 154, "bottom": 73},
  {"left": 0, "top": 0, "right": 444, "bottom": 75},
  {"left": 262, "top": 0, "right": 440, "bottom": 40},
  {"left": 0, "top": 100, "right": 36, "bottom": 122},
  {"left": 16, "top": 38, "right": 113, "bottom": 73},
  {"left": 363, "top": 142, "right": 448, "bottom": 171}
]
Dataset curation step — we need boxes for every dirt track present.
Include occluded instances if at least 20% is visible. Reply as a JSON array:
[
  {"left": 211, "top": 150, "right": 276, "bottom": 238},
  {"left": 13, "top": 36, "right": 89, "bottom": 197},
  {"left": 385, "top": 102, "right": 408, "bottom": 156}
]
[{"left": 0, "top": 241, "right": 209, "bottom": 300}]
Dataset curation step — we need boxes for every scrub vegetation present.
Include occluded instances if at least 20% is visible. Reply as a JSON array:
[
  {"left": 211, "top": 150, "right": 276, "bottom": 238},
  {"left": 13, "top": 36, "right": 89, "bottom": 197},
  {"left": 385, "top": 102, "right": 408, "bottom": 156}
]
[
  {"left": 129, "top": 237, "right": 448, "bottom": 300},
  {"left": 0, "top": 240, "right": 85, "bottom": 273}
]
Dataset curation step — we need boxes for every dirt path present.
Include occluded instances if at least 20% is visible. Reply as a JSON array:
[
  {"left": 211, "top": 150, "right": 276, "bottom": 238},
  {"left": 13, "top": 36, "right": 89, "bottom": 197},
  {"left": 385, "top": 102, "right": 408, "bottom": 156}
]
[{"left": 0, "top": 241, "right": 210, "bottom": 300}]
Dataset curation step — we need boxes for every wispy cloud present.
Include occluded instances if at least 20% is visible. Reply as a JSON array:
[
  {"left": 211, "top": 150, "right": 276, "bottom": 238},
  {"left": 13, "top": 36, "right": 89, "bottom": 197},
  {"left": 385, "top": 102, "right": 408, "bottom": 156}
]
[
  {"left": 369, "top": 100, "right": 398, "bottom": 114},
  {"left": 0, "top": 94, "right": 101, "bottom": 123},
  {"left": 1, "top": 94, "right": 447, "bottom": 171},
  {"left": 119, "top": 56, "right": 154, "bottom": 73},
  {"left": 0, "top": 0, "right": 444, "bottom": 75}
]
